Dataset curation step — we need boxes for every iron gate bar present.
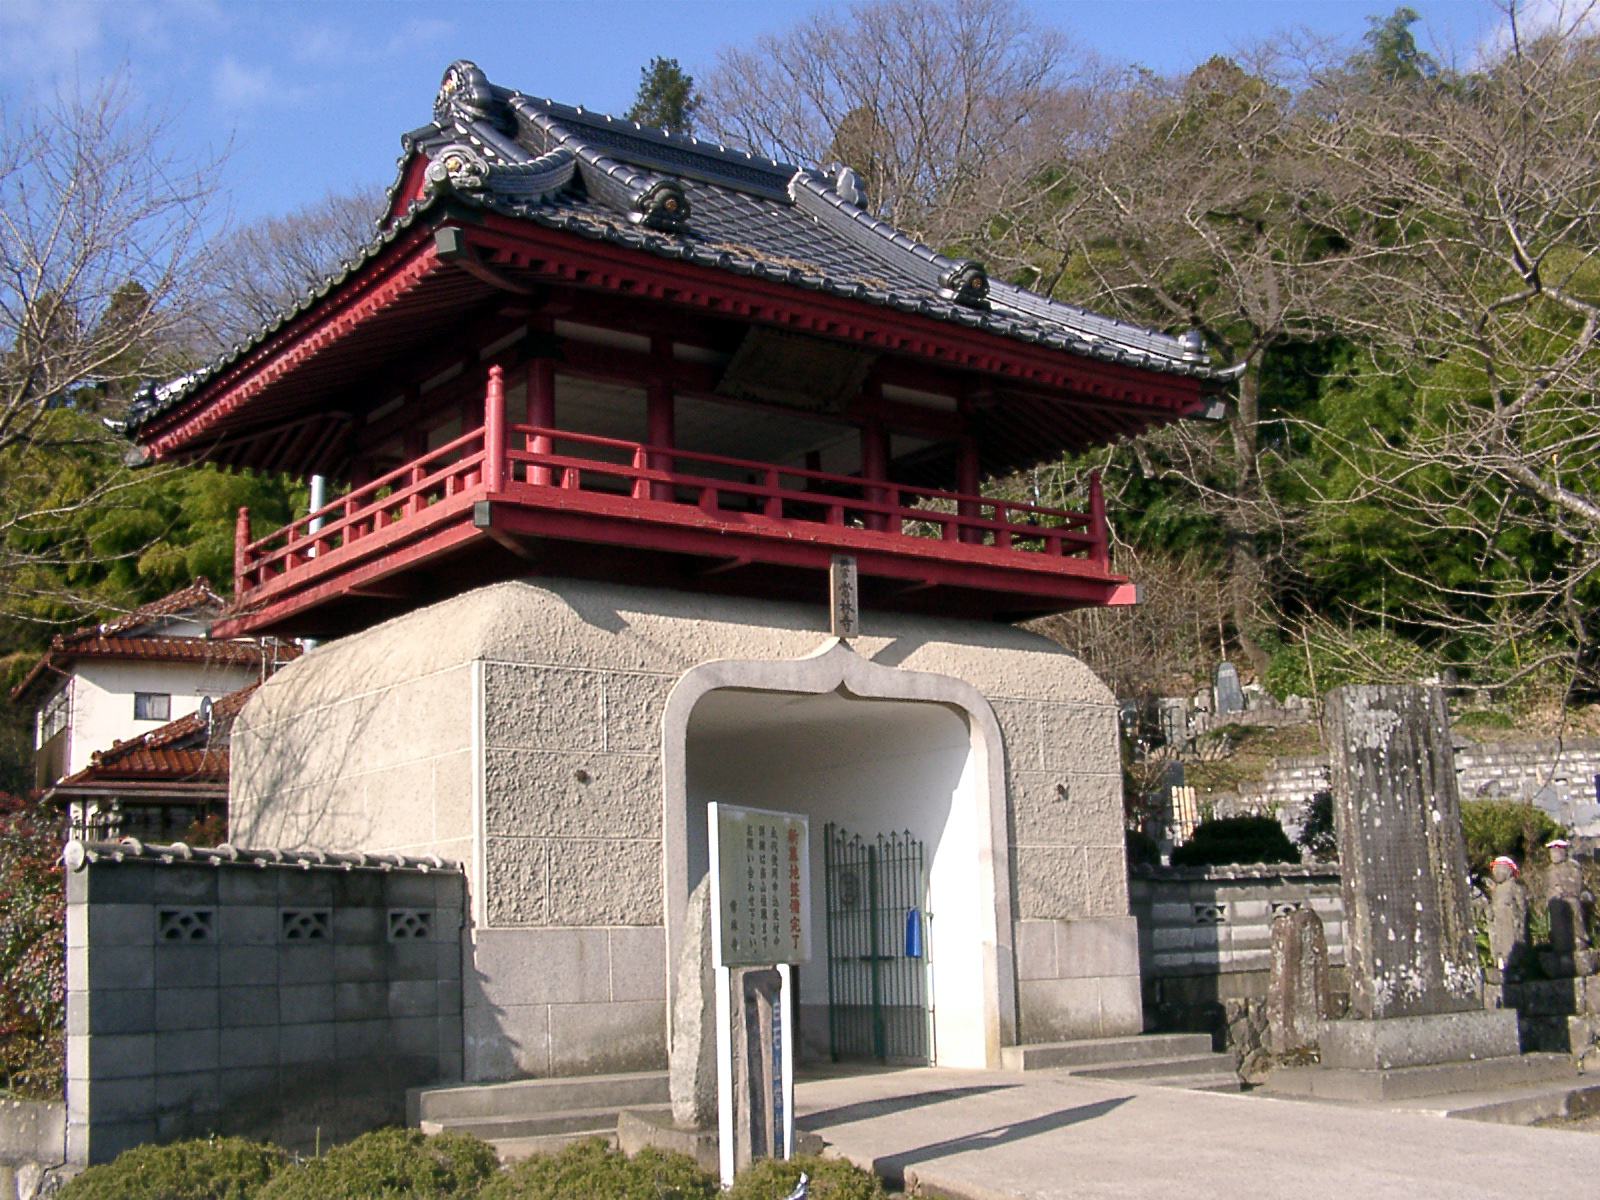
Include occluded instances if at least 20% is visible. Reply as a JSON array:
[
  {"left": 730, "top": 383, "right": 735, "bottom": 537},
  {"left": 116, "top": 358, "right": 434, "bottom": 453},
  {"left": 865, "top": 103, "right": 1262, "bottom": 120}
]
[{"left": 824, "top": 823, "right": 928, "bottom": 1064}]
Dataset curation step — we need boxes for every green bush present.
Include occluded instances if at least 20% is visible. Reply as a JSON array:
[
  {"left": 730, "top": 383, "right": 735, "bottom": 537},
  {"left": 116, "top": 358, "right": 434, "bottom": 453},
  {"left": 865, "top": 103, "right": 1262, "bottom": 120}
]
[
  {"left": 1459, "top": 799, "right": 1565, "bottom": 875},
  {"left": 1170, "top": 816, "right": 1300, "bottom": 867},
  {"left": 0, "top": 792, "right": 65, "bottom": 1097},
  {"left": 480, "top": 1137, "right": 715, "bottom": 1200},
  {"left": 258, "top": 1128, "right": 499, "bottom": 1200},
  {"left": 1453, "top": 709, "right": 1515, "bottom": 732},
  {"left": 60, "top": 1136, "right": 288, "bottom": 1200},
  {"left": 726, "top": 1155, "right": 884, "bottom": 1200},
  {"left": 1125, "top": 828, "right": 1162, "bottom": 868}
]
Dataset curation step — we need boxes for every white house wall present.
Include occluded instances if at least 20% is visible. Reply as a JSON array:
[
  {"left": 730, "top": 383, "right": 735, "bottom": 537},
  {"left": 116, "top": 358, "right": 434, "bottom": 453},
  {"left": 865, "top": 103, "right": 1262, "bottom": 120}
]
[{"left": 60, "top": 659, "right": 261, "bottom": 779}]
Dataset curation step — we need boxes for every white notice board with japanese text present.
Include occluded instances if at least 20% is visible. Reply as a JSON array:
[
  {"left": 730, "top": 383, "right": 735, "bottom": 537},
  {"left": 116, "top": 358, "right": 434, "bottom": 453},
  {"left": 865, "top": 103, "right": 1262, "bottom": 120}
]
[{"left": 709, "top": 803, "right": 811, "bottom": 967}]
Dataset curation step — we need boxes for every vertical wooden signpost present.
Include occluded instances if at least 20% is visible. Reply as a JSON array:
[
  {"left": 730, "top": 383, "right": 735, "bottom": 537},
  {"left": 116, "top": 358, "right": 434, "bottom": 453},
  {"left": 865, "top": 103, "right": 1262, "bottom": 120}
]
[{"left": 710, "top": 803, "right": 811, "bottom": 1189}]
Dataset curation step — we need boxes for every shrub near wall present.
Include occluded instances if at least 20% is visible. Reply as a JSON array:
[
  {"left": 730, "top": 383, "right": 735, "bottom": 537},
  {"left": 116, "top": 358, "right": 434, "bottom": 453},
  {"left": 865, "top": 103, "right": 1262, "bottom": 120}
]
[{"left": 0, "top": 794, "right": 64, "bottom": 1098}]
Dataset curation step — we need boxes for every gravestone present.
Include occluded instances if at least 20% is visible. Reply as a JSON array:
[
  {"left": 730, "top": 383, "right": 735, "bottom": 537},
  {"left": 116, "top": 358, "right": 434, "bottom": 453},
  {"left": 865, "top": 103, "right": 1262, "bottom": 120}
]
[
  {"left": 1213, "top": 662, "right": 1244, "bottom": 716},
  {"left": 1543, "top": 842, "right": 1593, "bottom": 978},
  {"left": 1325, "top": 685, "right": 1479, "bottom": 1018},
  {"left": 1265, "top": 686, "right": 1577, "bottom": 1100},
  {"left": 1266, "top": 908, "right": 1329, "bottom": 1054},
  {"left": 670, "top": 877, "right": 718, "bottom": 1127},
  {"left": 1159, "top": 698, "right": 1187, "bottom": 747}
]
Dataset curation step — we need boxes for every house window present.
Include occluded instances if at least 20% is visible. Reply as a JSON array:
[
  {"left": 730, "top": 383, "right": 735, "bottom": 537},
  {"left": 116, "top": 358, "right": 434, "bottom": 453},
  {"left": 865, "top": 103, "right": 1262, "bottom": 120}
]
[
  {"left": 39, "top": 687, "right": 69, "bottom": 748},
  {"left": 134, "top": 692, "right": 171, "bottom": 721}
]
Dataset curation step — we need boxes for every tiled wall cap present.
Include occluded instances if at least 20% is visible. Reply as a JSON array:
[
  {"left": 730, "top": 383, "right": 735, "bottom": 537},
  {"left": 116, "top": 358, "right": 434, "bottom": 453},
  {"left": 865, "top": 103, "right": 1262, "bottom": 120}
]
[{"left": 62, "top": 838, "right": 458, "bottom": 875}]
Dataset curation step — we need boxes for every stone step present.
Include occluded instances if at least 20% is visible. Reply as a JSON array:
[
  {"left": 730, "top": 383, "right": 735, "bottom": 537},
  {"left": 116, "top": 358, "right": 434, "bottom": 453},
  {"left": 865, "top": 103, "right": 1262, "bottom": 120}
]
[
  {"left": 1000, "top": 1033, "right": 1213, "bottom": 1072},
  {"left": 420, "top": 1103, "right": 671, "bottom": 1142},
  {"left": 1071, "top": 1053, "right": 1237, "bottom": 1083},
  {"left": 407, "top": 1070, "right": 669, "bottom": 1124},
  {"left": 1394, "top": 1080, "right": 1600, "bottom": 1125},
  {"left": 1264, "top": 1053, "right": 1575, "bottom": 1102},
  {"left": 1149, "top": 1071, "right": 1243, "bottom": 1093}
]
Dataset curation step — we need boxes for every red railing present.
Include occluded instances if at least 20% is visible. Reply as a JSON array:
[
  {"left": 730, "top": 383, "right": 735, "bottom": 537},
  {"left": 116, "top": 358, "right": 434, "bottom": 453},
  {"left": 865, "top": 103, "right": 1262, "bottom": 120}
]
[
  {"left": 501, "top": 425, "right": 1107, "bottom": 562},
  {"left": 233, "top": 366, "right": 1110, "bottom": 599},
  {"left": 235, "top": 428, "right": 489, "bottom": 593}
]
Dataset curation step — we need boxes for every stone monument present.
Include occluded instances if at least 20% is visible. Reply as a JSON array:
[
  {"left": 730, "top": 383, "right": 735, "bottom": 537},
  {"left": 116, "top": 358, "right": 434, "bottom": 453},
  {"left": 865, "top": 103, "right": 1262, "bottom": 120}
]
[
  {"left": 1486, "top": 856, "right": 1528, "bottom": 982},
  {"left": 1542, "top": 840, "right": 1593, "bottom": 978},
  {"left": 1266, "top": 685, "right": 1574, "bottom": 1100},
  {"left": 1266, "top": 908, "right": 1329, "bottom": 1055}
]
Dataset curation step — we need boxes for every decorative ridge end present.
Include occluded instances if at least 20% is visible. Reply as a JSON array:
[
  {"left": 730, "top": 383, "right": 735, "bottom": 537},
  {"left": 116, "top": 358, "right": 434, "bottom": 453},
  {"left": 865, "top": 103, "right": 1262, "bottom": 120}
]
[
  {"left": 423, "top": 143, "right": 491, "bottom": 196},
  {"left": 632, "top": 178, "right": 690, "bottom": 231},
  {"left": 435, "top": 61, "right": 510, "bottom": 132},
  {"left": 939, "top": 260, "right": 990, "bottom": 309}
]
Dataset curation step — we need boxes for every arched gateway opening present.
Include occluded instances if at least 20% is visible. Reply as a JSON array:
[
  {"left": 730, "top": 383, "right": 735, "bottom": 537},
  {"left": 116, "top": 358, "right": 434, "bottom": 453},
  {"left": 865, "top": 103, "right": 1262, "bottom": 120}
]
[{"left": 662, "top": 642, "right": 1015, "bottom": 1070}]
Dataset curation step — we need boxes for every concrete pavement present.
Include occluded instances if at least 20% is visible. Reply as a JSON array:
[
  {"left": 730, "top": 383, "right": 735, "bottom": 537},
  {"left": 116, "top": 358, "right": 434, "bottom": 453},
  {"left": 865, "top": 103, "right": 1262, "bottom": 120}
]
[{"left": 794, "top": 1067, "right": 1600, "bottom": 1199}]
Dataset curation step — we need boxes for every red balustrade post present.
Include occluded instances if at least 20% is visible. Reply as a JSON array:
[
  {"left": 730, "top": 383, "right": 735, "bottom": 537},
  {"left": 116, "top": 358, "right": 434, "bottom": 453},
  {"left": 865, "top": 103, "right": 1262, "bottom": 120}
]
[
  {"left": 860, "top": 422, "right": 889, "bottom": 532},
  {"left": 484, "top": 364, "right": 506, "bottom": 494},
  {"left": 648, "top": 338, "right": 675, "bottom": 502},
  {"left": 957, "top": 435, "right": 982, "bottom": 544},
  {"left": 1089, "top": 471, "right": 1109, "bottom": 566},
  {"left": 233, "top": 506, "right": 250, "bottom": 588},
  {"left": 528, "top": 357, "right": 556, "bottom": 486}
]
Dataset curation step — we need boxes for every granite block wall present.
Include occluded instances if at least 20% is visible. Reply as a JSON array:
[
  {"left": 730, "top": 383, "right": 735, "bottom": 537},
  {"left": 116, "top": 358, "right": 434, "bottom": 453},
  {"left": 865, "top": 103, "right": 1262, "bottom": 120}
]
[{"left": 65, "top": 848, "right": 463, "bottom": 1166}]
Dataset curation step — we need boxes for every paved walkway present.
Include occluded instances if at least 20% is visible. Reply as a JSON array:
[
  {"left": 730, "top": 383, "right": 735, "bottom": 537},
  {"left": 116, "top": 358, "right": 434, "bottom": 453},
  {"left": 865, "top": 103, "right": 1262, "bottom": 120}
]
[{"left": 794, "top": 1067, "right": 1599, "bottom": 1200}]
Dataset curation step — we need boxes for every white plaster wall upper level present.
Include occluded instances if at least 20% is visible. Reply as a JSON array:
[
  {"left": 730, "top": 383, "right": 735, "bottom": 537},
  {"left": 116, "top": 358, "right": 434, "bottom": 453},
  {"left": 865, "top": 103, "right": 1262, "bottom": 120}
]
[{"left": 58, "top": 658, "right": 260, "bottom": 779}]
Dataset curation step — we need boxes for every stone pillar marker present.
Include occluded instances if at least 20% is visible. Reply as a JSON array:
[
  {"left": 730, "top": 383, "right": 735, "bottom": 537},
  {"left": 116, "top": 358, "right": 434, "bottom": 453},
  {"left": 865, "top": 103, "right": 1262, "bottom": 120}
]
[
  {"left": 1264, "top": 685, "right": 1574, "bottom": 1101},
  {"left": 1266, "top": 908, "right": 1329, "bottom": 1055},
  {"left": 669, "top": 877, "right": 718, "bottom": 1128},
  {"left": 1325, "top": 684, "right": 1480, "bottom": 1018}
]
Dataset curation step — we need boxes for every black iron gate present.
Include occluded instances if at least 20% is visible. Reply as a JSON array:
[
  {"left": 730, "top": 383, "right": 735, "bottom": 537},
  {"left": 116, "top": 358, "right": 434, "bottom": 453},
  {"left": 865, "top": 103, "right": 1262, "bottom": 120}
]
[{"left": 823, "top": 824, "right": 930, "bottom": 1064}]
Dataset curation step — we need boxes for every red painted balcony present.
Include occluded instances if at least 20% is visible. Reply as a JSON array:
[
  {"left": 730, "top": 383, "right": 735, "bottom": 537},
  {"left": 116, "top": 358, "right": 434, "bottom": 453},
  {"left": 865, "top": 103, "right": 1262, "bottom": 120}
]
[{"left": 220, "top": 369, "right": 1134, "bottom": 637}]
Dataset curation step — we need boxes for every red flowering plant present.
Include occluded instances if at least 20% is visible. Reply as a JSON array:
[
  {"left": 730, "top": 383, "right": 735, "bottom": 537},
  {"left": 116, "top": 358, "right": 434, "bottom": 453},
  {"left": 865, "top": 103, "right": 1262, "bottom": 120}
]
[{"left": 0, "top": 793, "right": 64, "bottom": 1098}]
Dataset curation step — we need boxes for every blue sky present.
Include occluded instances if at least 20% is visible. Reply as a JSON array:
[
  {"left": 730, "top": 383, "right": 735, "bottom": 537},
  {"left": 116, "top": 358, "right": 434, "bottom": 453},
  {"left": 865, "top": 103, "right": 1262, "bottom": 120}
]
[{"left": 0, "top": 0, "right": 1523, "bottom": 229}]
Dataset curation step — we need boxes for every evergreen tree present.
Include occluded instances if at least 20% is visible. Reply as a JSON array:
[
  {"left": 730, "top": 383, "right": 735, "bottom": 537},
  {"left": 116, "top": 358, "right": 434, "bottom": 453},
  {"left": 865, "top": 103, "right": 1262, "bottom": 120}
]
[{"left": 626, "top": 57, "right": 701, "bottom": 134}]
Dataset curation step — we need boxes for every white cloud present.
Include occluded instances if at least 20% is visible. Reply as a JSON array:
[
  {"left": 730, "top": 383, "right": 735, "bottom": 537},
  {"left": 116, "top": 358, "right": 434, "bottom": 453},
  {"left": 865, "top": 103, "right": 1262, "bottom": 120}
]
[
  {"left": 211, "top": 55, "right": 309, "bottom": 110},
  {"left": 1478, "top": 0, "right": 1600, "bottom": 62},
  {"left": 0, "top": 0, "right": 103, "bottom": 82}
]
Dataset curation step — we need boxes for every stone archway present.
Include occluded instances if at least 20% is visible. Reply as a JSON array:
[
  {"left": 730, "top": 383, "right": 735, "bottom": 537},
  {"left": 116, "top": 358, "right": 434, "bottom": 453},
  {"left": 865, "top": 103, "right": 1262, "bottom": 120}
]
[{"left": 661, "top": 639, "right": 1015, "bottom": 1067}]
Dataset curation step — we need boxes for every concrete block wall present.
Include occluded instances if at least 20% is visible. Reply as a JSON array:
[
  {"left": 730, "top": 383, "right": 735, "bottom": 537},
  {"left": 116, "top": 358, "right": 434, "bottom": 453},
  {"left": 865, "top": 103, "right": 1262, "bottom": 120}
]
[
  {"left": 1128, "top": 864, "right": 1346, "bottom": 1040},
  {"left": 1455, "top": 738, "right": 1600, "bottom": 834},
  {"left": 65, "top": 847, "right": 463, "bottom": 1166},
  {"left": 1128, "top": 863, "right": 1345, "bottom": 978}
]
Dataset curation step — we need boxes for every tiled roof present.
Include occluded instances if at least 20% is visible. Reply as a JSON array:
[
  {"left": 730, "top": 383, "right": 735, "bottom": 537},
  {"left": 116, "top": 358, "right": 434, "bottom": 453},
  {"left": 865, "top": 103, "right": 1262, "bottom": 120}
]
[
  {"left": 53, "top": 682, "right": 258, "bottom": 788},
  {"left": 10, "top": 632, "right": 297, "bottom": 706},
  {"left": 123, "top": 60, "right": 1231, "bottom": 438},
  {"left": 10, "top": 578, "right": 300, "bottom": 706},
  {"left": 87, "top": 578, "right": 225, "bottom": 640}
]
